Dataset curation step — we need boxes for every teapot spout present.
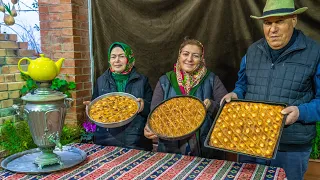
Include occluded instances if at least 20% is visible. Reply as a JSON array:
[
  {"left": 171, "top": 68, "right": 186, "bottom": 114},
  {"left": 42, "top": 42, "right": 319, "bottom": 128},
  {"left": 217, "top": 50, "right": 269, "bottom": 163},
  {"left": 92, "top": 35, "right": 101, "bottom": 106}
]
[{"left": 55, "top": 58, "right": 65, "bottom": 74}]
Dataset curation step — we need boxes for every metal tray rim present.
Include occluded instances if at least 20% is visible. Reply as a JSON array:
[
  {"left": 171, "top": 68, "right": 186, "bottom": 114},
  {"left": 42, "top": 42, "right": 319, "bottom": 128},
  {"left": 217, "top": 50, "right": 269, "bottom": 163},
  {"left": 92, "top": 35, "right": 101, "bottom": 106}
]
[
  {"left": 147, "top": 95, "right": 207, "bottom": 141},
  {"left": 204, "top": 99, "right": 287, "bottom": 160},
  {"left": 1, "top": 146, "right": 87, "bottom": 174},
  {"left": 86, "top": 92, "right": 140, "bottom": 128}
]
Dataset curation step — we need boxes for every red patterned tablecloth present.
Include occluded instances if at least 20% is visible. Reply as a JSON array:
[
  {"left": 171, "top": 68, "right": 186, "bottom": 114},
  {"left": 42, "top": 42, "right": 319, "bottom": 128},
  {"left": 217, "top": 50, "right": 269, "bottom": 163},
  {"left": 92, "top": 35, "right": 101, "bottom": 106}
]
[{"left": 0, "top": 143, "right": 287, "bottom": 180}]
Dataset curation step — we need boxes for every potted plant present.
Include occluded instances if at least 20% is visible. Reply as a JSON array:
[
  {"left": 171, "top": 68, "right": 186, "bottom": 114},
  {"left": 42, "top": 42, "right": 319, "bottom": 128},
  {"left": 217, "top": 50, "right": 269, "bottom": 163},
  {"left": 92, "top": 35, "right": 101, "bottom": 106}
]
[{"left": 304, "top": 122, "right": 320, "bottom": 179}]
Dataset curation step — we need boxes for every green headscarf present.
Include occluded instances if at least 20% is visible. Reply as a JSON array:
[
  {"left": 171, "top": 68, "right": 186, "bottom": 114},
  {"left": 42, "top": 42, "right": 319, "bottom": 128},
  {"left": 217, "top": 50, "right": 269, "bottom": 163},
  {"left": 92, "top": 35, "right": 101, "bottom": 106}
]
[
  {"left": 108, "top": 42, "right": 135, "bottom": 92},
  {"left": 108, "top": 42, "right": 135, "bottom": 74}
]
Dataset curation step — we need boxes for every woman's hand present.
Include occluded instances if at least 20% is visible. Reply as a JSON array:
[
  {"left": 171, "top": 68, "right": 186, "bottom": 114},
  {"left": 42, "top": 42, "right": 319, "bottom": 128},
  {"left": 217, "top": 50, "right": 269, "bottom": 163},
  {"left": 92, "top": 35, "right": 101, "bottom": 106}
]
[
  {"left": 136, "top": 98, "right": 144, "bottom": 113},
  {"left": 144, "top": 125, "right": 158, "bottom": 140},
  {"left": 220, "top": 92, "right": 238, "bottom": 105},
  {"left": 83, "top": 101, "right": 91, "bottom": 106},
  {"left": 203, "top": 99, "right": 211, "bottom": 110}
]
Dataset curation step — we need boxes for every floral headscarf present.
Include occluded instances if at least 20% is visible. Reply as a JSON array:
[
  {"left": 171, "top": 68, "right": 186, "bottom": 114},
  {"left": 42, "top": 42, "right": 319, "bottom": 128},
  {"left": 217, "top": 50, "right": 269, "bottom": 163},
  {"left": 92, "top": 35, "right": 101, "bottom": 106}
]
[
  {"left": 108, "top": 42, "right": 135, "bottom": 74},
  {"left": 174, "top": 41, "right": 207, "bottom": 95}
]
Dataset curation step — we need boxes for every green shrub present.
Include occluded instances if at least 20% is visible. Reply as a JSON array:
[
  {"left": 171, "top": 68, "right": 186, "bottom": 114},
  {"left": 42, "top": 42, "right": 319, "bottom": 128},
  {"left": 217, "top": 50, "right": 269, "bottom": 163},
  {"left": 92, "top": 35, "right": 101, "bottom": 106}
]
[
  {"left": 0, "top": 120, "right": 36, "bottom": 155},
  {"left": 310, "top": 122, "right": 320, "bottom": 159},
  {"left": 0, "top": 120, "right": 83, "bottom": 156},
  {"left": 60, "top": 125, "right": 83, "bottom": 145}
]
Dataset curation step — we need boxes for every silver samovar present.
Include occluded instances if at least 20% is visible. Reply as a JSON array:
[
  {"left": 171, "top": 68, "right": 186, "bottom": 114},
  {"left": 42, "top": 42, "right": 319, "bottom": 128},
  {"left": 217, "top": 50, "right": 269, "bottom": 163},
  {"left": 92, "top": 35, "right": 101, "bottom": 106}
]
[
  {"left": 1, "top": 54, "right": 86, "bottom": 173},
  {"left": 12, "top": 54, "right": 72, "bottom": 168},
  {"left": 16, "top": 82, "right": 73, "bottom": 168}
]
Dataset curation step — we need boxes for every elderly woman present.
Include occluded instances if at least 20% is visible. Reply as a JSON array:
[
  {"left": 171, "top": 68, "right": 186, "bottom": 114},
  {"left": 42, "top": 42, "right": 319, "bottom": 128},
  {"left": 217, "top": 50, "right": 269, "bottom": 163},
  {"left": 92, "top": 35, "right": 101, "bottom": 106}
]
[
  {"left": 144, "top": 38, "right": 228, "bottom": 159},
  {"left": 84, "top": 42, "right": 153, "bottom": 151}
]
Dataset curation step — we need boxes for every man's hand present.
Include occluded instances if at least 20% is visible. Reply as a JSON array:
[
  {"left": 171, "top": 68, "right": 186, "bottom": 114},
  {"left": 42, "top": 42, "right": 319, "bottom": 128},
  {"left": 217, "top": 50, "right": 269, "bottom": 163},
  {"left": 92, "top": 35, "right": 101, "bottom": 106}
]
[
  {"left": 204, "top": 99, "right": 211, "bottom": 110},
  {"left": 136, "top": 98, "right": 144, "bottom": 113},
  {"left": 144, "top": 125, "right": 158, "bottom": 140},
  {"left": 220, "top": 92, "right": 238, "bottom": 105},
  {"left": 281, "top": 106, "right": 299, "bottom": 125}
]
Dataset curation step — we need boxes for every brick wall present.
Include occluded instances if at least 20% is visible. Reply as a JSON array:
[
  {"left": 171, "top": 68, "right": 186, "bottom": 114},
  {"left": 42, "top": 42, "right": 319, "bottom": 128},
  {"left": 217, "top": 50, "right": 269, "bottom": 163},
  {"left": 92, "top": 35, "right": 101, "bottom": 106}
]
[
  {"left": 0, "top": 34, "right": 35, "bottom": 123},
  {"left": 38, "top": 0, "right": 91, "bottom": 124}
]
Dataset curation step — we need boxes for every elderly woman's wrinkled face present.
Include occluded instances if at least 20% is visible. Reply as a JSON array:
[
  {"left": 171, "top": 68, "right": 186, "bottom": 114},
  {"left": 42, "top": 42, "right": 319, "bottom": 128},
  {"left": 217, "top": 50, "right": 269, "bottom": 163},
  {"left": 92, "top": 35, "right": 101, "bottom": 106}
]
[
  {"left": 110, "top": 47, "right": 127, "bottom": 73},
  {"left": 179, "top": 44, "right": 202, "bottom": 73},
  {"left": 263, "top": 15, "right": 297, "bottom": 50}
]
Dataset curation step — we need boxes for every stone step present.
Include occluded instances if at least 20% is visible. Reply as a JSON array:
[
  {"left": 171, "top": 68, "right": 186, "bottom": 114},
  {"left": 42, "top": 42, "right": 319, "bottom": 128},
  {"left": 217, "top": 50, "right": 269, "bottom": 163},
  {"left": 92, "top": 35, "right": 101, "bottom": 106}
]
[
  {"left": 0, "top": 73, "right": 24, "bottom": 83},
  {"left": 0, "top": 57, "right": 28, "bottom": 65},
  {"left": 0, "top": 41, "right": 19, "bottom": 49},
  {"left": 0, "top": 90, "right": 20, "bottom": 100},
  {"left": 17, "top": 42, "right": 28, "bottom": 49},
  {"left": 5, "top": 82, "right": 25, "bottom": 91},
  {"left": 0, "top": 34, "right": 17, "bottom": 41},
  {"left": 0, "top": 91, "right": 9, "bottom": 100},
  {"left": 0, "top": 83, "right": 7, "bottom": 91},
  {"left": 0, "top": 49, "right": 35, "bottom": 57},
  {"left": 1, "top": 65, "right": 28, "bottom": 74},
  {"left": 0, "top": 73, "right": 23, "bottom": 83}
]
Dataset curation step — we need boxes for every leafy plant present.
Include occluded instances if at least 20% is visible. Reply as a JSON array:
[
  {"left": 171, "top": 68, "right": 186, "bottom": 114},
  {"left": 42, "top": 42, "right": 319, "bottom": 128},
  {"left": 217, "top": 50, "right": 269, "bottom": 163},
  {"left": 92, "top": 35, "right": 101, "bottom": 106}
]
[
  {"left": 0, "top": 120, "right": 83, "bottom": 156},
  {"left": 20, "top": 73, "right": 76, "bottom": 97},
  {"left": 310, "top": 122, "right": 320, "bottom": 159},
  {"left": 0, "top": 120, "right": 37, "bottom": 155},
  {"left": 60, "top": 125, "right": 83, "bottom": 145},
  {"left": 50, "top": 78, "right": 76, "bottom": 98},
  {"left": 80, "top": 121, "right": 96, "bottom": 143},
  {"left": 20, "top": 72, "right": 37, "bottom": 95}
]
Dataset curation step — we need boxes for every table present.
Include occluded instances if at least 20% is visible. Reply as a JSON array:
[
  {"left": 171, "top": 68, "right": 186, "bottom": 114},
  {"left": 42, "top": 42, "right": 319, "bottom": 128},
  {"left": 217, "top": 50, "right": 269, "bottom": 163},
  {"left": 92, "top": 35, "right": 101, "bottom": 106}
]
[{"left": 0, "top": 143, "right": 287, "bottom": 180}]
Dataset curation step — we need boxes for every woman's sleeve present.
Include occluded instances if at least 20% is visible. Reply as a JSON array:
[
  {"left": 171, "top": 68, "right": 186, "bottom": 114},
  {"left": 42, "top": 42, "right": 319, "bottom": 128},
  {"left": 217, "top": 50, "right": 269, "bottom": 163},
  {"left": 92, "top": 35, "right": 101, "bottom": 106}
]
[
  {"left": 209, "top": 75, "right": 228, "bottom": 115},
  {"left": 150, "top": 81, "right": 164, "bottom": 111}
]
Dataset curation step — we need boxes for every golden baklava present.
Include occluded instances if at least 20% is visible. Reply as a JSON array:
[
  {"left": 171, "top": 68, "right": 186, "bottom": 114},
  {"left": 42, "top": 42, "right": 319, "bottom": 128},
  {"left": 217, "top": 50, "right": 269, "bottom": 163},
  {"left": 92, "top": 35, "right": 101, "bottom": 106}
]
[
  {"left": 209, "top": 101, "right": 284, "bottom": 158},
  {"left": 89, "top": 95, "right": 138, "bottom": 123},
  {"left": 149, "top": 97, "right": 206, "bottom": 138}
]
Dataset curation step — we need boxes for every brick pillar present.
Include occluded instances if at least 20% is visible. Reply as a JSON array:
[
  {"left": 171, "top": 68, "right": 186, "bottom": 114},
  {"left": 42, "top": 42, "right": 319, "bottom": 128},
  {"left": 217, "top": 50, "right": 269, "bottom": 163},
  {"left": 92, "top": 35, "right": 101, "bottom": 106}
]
[
  {"left": 0, "top": 33, "right": 35, "bottom": 123},
  {"left": 38, "top": 0, "right": 91, "bottom": 124}
]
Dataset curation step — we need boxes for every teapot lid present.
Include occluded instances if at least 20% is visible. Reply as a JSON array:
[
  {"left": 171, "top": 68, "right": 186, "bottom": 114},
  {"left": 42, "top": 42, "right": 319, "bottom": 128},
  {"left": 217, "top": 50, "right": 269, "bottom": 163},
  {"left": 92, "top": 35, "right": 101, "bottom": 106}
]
[{"left": 36, "top": 54, "right": 52, "bottom": 61}]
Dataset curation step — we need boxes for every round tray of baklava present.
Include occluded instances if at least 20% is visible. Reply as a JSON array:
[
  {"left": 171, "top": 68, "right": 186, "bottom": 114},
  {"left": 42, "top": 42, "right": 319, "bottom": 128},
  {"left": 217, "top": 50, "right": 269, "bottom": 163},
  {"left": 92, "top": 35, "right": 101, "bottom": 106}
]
[
  {"left": 147, "top": 96, "right": 207, "bottom": 141},
  {"left": 86, "top": 92, "right": 140, "bottom": 128}
]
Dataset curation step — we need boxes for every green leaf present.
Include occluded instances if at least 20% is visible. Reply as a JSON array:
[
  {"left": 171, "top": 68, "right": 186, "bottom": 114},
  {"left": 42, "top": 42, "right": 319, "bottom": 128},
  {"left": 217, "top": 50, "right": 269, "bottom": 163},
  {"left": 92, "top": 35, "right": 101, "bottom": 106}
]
[
  {"left": 50, "top": 84, "right": 58, "bottom": 90},
  {"left": 65, "top": 91, "right": 71, "bottom": 98},
  {"left": 68, "top": 82, "right": 76, "bottom": 90},
  {"left": 20, "top": 85, "right": 28, "bottom": 94},
  {"left": 20, "top": 72, "right": 31, "bottom": 81},
  {"left": 26, "top": 79, "right": 35, "bottom": 88},
  {"left": 58, "top": 80, "right": 67, "bottom": 88},
  {"left": 3, "top": 3, "right": 12, "bottom": 15}
]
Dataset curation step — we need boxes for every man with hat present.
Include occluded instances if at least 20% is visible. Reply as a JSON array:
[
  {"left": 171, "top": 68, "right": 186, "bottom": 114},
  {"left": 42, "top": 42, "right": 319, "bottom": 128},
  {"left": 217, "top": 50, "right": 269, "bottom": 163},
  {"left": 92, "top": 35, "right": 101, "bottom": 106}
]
[{"left": 221, "top": 0, "right": 320, "bottom": 179}]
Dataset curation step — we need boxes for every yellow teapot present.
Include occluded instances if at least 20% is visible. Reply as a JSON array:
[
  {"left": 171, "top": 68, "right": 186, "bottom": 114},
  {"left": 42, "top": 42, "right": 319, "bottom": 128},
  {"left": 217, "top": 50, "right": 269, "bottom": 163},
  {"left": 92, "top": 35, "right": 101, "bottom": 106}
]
[{"left": 18, "top": 54, "right": 65, "bottom": 82}]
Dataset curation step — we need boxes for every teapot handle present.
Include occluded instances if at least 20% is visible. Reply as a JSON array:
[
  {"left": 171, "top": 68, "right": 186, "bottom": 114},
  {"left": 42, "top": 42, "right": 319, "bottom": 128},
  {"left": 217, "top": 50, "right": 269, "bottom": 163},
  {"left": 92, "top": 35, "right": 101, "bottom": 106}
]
[{"left": 18, "top": 57, "right": 32, "bottom": 75}]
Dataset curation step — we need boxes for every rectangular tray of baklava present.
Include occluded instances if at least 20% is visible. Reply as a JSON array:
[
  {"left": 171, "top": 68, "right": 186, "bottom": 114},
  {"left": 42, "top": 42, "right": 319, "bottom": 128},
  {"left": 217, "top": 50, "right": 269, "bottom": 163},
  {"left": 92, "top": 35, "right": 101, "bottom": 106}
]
[{"left": 204, "top": 99, "right": 287, "bottom": 159}]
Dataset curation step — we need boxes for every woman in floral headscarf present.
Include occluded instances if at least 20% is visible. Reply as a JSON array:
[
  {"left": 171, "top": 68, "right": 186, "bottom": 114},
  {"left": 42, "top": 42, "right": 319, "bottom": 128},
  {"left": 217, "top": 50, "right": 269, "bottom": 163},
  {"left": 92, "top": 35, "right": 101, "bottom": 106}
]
[
  {"left": 144, "top": 37, "right": 228, "bottom": 159},
  {"left": 84, "top": 42, "right": 153, "bottom": 151}
]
